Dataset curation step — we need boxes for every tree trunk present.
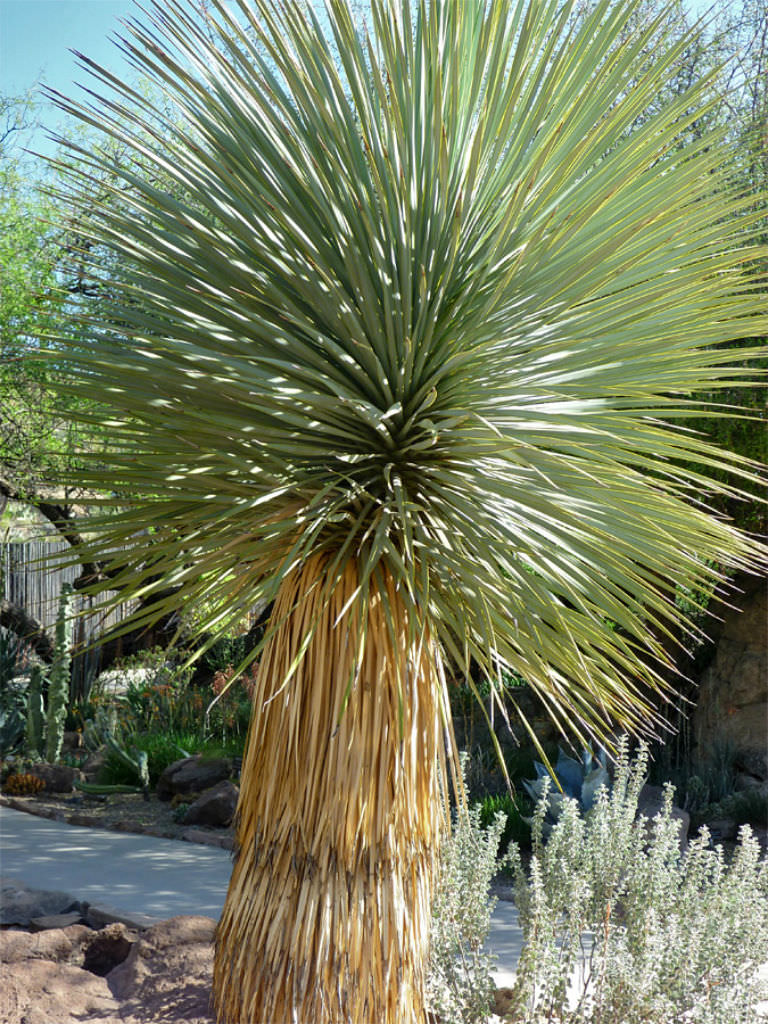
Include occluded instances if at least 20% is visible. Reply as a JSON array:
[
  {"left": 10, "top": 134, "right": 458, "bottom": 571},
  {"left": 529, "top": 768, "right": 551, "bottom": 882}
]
[{"left": 213, "top": 555, "right": 447, "bottom": 1023}]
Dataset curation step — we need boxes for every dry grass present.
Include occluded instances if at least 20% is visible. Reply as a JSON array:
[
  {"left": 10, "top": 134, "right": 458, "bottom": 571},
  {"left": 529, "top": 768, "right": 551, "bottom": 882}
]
[{"left": 213, "top": 554, "right": 450, "bottom": 1023}]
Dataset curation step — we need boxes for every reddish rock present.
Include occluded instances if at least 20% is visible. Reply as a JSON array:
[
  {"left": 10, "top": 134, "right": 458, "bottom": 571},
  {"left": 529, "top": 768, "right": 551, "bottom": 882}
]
[
  {"left": 0, "top": 959, "right": 123, "bottom": 1024},
  {"left": 107, "top": 915, "right": 216, "bottom": 1024},
  {"left": 182, "top": 828, "right": 235, "bottom": 850},
  {"left": 182, "top": 781, "right": 238, "bottom": 827},
  {"left": 0, "top": 916, "right": 217, "bottom": 1024},
  {"left": 0, "top": 923, "right": 91, "bottom": 965},
  {"left": 82, "top": 922, "right": 135, "bottom": 976},
  {"left": 156, "top": 756, "right": 234, "bottom": 801},
  {"left": 28, "top": 763, "right": 81, "bottom": 794}
]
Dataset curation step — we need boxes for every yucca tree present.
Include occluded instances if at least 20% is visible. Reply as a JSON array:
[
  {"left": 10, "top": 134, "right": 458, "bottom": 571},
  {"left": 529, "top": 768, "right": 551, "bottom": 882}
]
[{"left": 47, "top": 0, "right": 767, "bottom": 1020}]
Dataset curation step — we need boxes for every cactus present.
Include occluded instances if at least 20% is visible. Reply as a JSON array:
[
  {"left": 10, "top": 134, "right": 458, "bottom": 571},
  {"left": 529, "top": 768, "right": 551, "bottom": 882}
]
[
  {"left": 26, "top": 664, "right": 45, "bottom": 759},
  {"left": 104, "top": 731, "right": 151, "bottom": 799},
  {"left": 3, "top": 772, "right": 46, "bottom": 796},
  {"left": 523, "top": 746, "right": 611, "bottom": 835},
  {"left": 45, "top": 584, "right": 73, "bottom": 764}
]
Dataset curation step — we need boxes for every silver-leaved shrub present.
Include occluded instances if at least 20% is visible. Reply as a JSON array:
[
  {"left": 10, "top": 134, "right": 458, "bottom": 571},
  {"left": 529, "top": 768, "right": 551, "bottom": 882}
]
[
  {"left": 507, "top": 737, "right": 768, "bottom": 1023},
  {"left": 427, "top": 755, "right": 509, "bottom": 1024}
]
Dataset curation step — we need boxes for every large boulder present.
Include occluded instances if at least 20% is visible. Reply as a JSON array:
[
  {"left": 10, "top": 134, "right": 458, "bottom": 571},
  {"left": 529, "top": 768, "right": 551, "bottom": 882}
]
[
  {"left": 0, "top": 883, "right": 82, "bottom": 927},
  {"left": 182, "top": 781, "right": 239, "bottom": 827},
  {"left": 693, "top": 574, "right": 768, "bottom": 780},
  {"left": 28, "top": 763, "right": 81, "bottom": 794},
  {"left": 156, "top": 756, "right": 234, "bottom": 802}
]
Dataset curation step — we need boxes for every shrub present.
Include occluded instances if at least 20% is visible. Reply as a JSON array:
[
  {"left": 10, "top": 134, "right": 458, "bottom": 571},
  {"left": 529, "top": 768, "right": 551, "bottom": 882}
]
[
  {"left": 427, "top": 758, "right": 509, "bottom": 1024},
  {"left": 98, "top": 731, "right": 191, "bottom": 788},
  {"left": 506, "top": 738, "right": 768, "bottom": 1024}
]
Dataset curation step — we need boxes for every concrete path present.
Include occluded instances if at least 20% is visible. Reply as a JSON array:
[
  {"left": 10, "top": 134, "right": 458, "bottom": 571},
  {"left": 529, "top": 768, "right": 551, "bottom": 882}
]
[{"left": 0, "top": 805, "right": 524, "bottom": 981}]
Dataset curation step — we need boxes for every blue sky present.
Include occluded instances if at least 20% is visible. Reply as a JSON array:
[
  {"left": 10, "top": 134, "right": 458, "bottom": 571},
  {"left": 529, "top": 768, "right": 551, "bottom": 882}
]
[{"left": 1, "top": 0, "right": 720, "bottom": 165}]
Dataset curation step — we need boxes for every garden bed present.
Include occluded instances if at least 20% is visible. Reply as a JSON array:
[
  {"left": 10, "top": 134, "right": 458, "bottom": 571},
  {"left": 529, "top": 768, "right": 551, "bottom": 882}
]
[{"left": 0, "top": 791, "right": 235, "bottom": 849}]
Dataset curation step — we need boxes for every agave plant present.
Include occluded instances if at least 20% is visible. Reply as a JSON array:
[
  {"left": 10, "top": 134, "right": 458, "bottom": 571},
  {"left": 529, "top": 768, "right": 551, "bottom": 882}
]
[
  {"left": 523, "top": 746, "right": 611, "bottom": 834},
  {"left": 46, "top": 0, "right": 767, "bottom": 1020}
]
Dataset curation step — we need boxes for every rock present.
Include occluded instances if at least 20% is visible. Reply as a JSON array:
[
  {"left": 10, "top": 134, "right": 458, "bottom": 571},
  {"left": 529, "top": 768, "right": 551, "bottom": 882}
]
[
  {"left": 156, "top": 756, "right": 233, "bottom": 802},
  {"left": 0, "top": 958, "right": 123, "bottom": 1024},
  {"left": 734, "top": 771, "right": 766, "bottom": 793},
  {"left": 0, "top": 916, "right": 216, "bottom": 1024},
  {"left": 67, "top": 813, "right": 101, "bottom": 827},
  {"left": 28, "top": 763, "right": 80, "bottom": 794},
  {"left": 82, "top": 922, "right": 135, "bottom": 976},
  {"left": 61, "top": 731, "right": 83, "bottom": 753},
  {"left": 84, "top": 903, "right": 157, "bottom": 931},
  {"left": 182, "top": 828, "right": 235, "bottom": 850},
  {"left": 0, "top": 883, "right": 82, "bottom": 927},
  {"left": 707, "top": 818, "right": 738, "bottom": 842},
  {"left": 494, "top": 986, "right": 517, "bottom": 1017},
  {"left": 0, "top": 923, "right": 92, "bottom": 964},
  {"left": 636, "top": 784, "right": 690, "bottom": 853},
  {"left": 693, "top": 573, "right": 768, "bottom": 780},
  {"left": 29, "top": 911, "right": 85, "bottom": 932},
  {"left": 107, "top": 915, "right": 217, "bottom": 1023},
  {"left": 182, "top": 780, "right": 238, "bottom": 827}
]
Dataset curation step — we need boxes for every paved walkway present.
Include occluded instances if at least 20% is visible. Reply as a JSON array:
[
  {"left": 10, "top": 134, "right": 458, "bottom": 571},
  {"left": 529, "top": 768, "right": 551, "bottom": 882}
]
[{"left": 0, "top": 805, "right": 524, "bottom": 984}]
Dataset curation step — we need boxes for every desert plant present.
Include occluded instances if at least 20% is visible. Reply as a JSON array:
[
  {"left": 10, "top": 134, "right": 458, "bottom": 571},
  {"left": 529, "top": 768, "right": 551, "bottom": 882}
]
[
  {"left": 102, "top": 731, "right": 150, "bottom": 797},
  {"left": 25, "top": 663, "right": 44, "bottom": 759},
  {"left": 507, "top": 739, "right": 768, "bottom": 1023},
  {"left": 477, "top": 791, "right": 533, "bottom": 853},
  {"left": 427, "top": 765, "right": 509, "bottom": 1024},
  {"left": 0, "top": 676, "right": 27, "bottom": 757},
  {"left": 48, "top": 0, "right": 768, "bottom": 1019},
  {"left": 98, "top": 731, "right": 191, "bottom": 789},
  {"left": 44, "top": 584, "right": 73, "bottom": 763},
  {"left": 2, "top": 772, "right": 46, "bottom": 796},
  {"left": 523, "top": 746, "right": 611, "bottom": 835}
]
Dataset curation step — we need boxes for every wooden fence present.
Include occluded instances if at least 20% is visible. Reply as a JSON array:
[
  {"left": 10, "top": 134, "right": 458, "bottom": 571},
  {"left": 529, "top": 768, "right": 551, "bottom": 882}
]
[{"left": 1, "top": 539, "right": 133, "bottom": 688}]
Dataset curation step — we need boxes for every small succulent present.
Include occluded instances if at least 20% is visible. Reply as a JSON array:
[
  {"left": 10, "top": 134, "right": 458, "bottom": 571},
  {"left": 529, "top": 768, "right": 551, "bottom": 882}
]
[
  {"left": 523, "top": 747, "right": 611, "bottom": 834},
  {"left": 3, "top": 772, "right": 46, "bottom": 796}
]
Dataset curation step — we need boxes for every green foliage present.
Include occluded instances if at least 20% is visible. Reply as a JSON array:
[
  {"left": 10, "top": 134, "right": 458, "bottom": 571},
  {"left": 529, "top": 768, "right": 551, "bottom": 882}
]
[
  {"left": 97, "top": 732, "right": 232, "bottom": 789},
  {"left": 201, "top": 632, "right": 252, "bottom": 676},
  {"left": 475, "top": 791, "right": 532, "bottom": 853},
  {"left": 44, "top": 584, "right": 73, "bottom": 763},
  {"left": 0, "top": 631, "right": 27, "bottom": 754},
  {"left": 649, "top": 738, "right": 738, "bottom": 815},
  {"left": 0, "top": 699, "right": 25, "bottom": 757},
  {"left": 699, "top": 789, "right": 768, "bottom": 832},
  {"left": 103, "top": 730, "right": 150, "bottom": 795},
  {"left": 506, "top": 739, "right": 768, "bottom": 1023},
  {"left": 25, "top": 663, "right": 44, "bottom": 759}
]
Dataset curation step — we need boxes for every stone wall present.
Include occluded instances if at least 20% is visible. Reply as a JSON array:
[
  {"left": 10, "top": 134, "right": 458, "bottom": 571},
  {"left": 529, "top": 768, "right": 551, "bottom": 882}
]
[{"left": 692, "top": 572, "right": 768, "bottom": 781}]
